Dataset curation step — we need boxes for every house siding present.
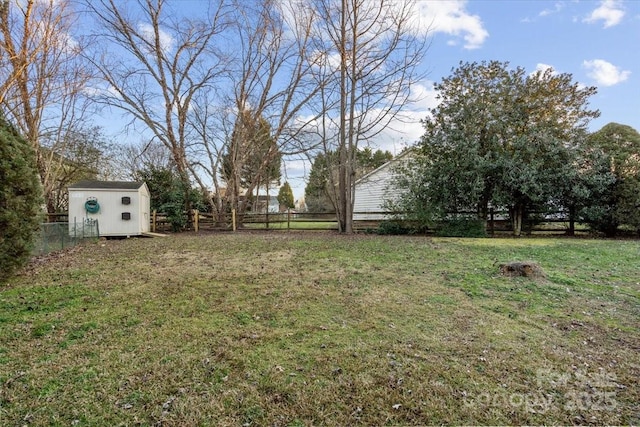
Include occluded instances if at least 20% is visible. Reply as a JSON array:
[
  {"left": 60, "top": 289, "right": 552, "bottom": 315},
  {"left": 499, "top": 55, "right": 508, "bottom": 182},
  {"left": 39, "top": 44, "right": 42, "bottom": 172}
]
[
  {"left": 353, "top": 168, "right": 396, "bottom": 220},
  {"left": 353, "top": 151, "right": 413, "bottom": 221}
]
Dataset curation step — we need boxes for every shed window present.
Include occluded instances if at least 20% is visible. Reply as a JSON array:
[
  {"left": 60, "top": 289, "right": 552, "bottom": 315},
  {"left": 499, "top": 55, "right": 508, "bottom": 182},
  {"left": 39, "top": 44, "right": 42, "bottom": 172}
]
[
  {"left": 121, "top": 196, "right": 131, "bottom": 205},
  {"left": 121, "top": 212, "right": 131, "bottom": 220}
]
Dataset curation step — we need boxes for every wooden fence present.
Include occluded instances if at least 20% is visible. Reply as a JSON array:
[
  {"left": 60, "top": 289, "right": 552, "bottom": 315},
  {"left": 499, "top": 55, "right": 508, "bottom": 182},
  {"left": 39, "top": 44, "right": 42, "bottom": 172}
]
[
  {"left": 43, "top": 209, "right": 586, "bottom": 235},
  {"left": 151, "top": 209, "right": 340, "bottom": 232},
  {"left": 149, "top": 209, "right": 584, "bottom": 235},
  {"left": 47, "top": 210, "right": 587, "bottom": 235}
]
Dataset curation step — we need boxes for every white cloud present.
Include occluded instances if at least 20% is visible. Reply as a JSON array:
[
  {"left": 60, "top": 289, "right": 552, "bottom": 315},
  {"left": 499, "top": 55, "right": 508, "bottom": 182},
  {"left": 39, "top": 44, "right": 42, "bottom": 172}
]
[
  {"left": 584, "top": 0, "right": 625, "bottom": 28},
  {"left": 83, "top": 84, "right": 121, "bottom": 99},
  {"left": 583, "top": 59, "right": 630, "bottom": 86},
  {"left": 408, "top": 82, "right": 440, "bottom": 112},
  {"left": 414, "top": 0, "right": 489, "bottom": 49},
  {"left": 137, "top": 22, "right": 175, "bottom": 53},
  {"left": 529, "top": 63, "right": 559, "bottom": 78},
  {"left": 539, "top": 2, "right": 564, "bottom": 17},
  {"left": 534, "top": 63, "right": 556, "bottom": 73}
]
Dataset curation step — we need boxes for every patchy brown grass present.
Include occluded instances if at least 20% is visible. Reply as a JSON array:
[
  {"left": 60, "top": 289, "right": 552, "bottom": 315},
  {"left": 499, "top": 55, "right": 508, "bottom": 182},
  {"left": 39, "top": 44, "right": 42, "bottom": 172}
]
[{"left": 1, "top": 232, "right": 638, "bottom": 425}]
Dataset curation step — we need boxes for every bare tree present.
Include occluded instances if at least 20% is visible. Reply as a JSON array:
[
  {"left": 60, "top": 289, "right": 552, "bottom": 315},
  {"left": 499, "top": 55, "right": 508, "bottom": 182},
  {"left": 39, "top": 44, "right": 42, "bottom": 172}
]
[
  {"left": 109, "top": 139, "right": 173, "bottom": 181},
  {"left": 0, "top": 0, "right": 95, "bottom": 215},
  {"left": 189, "top": 0, "right": 324, "bottom": 223},
  {"left": 185, "top": 90, "right": 227, "bottom": 219},
  {"left": 308, "top": 0, "right": 429, "bottom": 232},
  {"left": 220, "top": 109, "right": 281, "bottom": 214},
  {"left": 45, "top": 125, "right": 114, "bottom": 211},
  {"left": 84, "top": 0, "right": 229, "bottom": 224}
]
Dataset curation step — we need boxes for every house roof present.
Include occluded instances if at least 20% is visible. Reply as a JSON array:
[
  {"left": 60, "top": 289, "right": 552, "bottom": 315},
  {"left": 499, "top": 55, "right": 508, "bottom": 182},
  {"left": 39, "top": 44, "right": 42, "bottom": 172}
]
[
  {"left": 68, "top": 180, "right": 146, "bottom": 190},
  {"left": 354, "top": 148, "right": 416, "bottom": 185}
]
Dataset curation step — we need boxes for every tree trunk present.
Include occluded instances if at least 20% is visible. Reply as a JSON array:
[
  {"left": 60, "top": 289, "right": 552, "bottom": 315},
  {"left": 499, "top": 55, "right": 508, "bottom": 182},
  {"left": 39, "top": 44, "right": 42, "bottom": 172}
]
[
  {"left": 567, "top": 205, "right": 576, "bottom": 236},
  {"left": 265, "top": 185, "right": 270, "bottom": 229},
  {"left": 510, "top": 204, "right": 524, "bottom": 236},
  {"left": 345, "top": 0, "right": 358, "bottom": 235},
  {"left": 477, "top": 197, "right": 490, "bottom": 234},
  {"left": 336, "top": 0, "right": 348, "bottom": 233},
  {"left": 175, "top": 161, "right": 193, "bottom": 229}
]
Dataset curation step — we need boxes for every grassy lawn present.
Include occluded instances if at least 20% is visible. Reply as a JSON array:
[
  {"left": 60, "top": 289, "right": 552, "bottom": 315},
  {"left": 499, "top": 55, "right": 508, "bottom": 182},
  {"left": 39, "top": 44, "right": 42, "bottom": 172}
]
[
  {"left": 1, "top": 233, "right": 638, "bottom": 426},
  {"left": 244, "top": 221, "right": 338, "bottom": 230}
]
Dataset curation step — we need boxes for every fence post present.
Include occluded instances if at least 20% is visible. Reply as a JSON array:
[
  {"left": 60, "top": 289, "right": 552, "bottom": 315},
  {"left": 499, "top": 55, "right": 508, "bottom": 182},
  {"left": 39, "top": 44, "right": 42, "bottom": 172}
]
[
  {"left": 568, "top": 207, "right": 575, "bottom": 236},
  {"left": 42, "top": 223, "right": 48, "bottom": 255},
  {"left": 232, "top": 208, "right": 237, "bottom": 231},
  {"left": 57, "top": 222, "right": 62, "bottom": 251},
  {"left": 287, "top": 208, "right": 291, "bottom": 230},
  {"left": 152, "top": 210, "right": 157, "bottom": 232},
  {"left": 489, "top": 208, "right": 495, "bottom": 236}
]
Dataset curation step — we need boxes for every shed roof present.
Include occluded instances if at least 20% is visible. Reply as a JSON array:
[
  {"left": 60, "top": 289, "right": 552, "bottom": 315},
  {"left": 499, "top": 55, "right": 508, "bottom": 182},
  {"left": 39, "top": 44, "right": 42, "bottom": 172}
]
[{"left": 68, "top": 180, "right": 145, "bottom": 190}]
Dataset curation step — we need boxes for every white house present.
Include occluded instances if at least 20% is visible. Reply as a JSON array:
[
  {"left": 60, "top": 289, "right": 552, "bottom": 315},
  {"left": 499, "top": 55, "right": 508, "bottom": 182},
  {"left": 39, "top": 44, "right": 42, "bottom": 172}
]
[
  {"left": 353, "top": 150, "right": 414, "bottom": 221},
  {"left": 254, "top": 194, "right": 281, "bottom": 213},
  {"left": 68, "top": 180, "right": 150, "bottom": 237}
]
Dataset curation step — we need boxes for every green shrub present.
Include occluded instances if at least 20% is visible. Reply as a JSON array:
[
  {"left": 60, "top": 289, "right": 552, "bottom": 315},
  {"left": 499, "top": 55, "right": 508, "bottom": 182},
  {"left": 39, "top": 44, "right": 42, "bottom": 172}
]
[
  {"left": 0, "top": 116, "right": 43, "bottom": 282},
  {"left": 376, "top": 220, "right": 413, "bottom": 235},
  {"left": 435, "top": 218, "right": 486, "bottom": 237}
]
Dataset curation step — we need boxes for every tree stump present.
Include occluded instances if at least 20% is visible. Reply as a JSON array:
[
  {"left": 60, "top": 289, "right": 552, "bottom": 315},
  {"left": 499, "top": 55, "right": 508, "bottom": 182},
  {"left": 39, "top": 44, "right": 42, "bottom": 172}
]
[{"left": 499, "top": 261, "right": 545, "bottom": 278}]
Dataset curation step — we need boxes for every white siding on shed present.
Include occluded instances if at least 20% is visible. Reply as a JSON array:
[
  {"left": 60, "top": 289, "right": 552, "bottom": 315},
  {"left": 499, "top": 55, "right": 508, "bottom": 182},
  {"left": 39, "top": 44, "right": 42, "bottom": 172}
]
[{"left": 68, "top": 181, "right": 150, "bottom": 237}]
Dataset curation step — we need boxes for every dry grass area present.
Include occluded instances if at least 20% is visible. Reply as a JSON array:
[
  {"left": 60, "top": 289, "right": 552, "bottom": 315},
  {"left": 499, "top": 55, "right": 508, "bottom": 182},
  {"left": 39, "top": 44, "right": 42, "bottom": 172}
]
[{"left": 1, "top": 232, "right": 639, "bottom": 426}]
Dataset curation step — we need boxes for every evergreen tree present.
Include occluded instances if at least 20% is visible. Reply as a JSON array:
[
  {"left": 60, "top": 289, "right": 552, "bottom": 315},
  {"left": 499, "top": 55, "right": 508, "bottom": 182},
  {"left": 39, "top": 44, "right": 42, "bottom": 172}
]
[
  {"left": 0, "top": 116, "right": 42, "bottom": 282},
  {"left": 277, "top": 182, "right": 295, "bottom": 210},
  {"left": 221, "top": 110, "right": 281, "bottom": 216},
  {"left": 305, "top": 149, "right": 392, "bottom": 213},
  {"left": 304, "top": 152, "right": 337, "bottom": 213},
  {"left": 580, "top": 123, "right": 640, "bottom": 236},
  {"left": 393, "top": 61, "right": 598, "bottom": 235},
  {"left": 136, "top": 165, "right": 206, "bottom": 231}
]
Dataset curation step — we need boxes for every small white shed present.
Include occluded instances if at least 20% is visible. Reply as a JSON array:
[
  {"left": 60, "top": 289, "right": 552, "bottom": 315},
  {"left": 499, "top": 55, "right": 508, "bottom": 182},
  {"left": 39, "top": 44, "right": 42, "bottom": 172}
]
[{"left": 68, "top": 180, "right": 151, "bottom": 237}]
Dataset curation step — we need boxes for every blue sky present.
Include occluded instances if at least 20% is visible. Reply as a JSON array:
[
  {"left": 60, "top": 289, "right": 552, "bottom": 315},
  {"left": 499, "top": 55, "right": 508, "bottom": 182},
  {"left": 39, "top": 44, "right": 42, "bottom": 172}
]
[
  {"left": 387, "top": 0, "right": 639, "bottom": 142},
  {"left": 280, "top": 0, "right": 640, "bottom": 199},
  {"left": 91, "top": 1, "right": 638, "bottom": 200},
  {"left": 435, "top": 0, "right": 638, "bottom": 131}
]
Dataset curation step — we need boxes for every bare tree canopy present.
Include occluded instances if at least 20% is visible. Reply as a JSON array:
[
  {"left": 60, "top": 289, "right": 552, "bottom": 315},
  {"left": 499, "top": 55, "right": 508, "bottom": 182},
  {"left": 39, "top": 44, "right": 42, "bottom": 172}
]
[
  {"left": 0, "top": 0, "right": 96, "bottom": 214},
  {"left": 187, "top": 0, "right": 328, "bottom": 220},
  {"left": 1, "top": 0, "right": 429, "bottom": 228},
  {"left": 230, "top": 0, "right": 326, "bottom": 213},
  {"left": 306, "top": 0, "right": 429, "bottom": 232},
  {"left": 83, "top": 0, "right": 229, "bottom": 223}
]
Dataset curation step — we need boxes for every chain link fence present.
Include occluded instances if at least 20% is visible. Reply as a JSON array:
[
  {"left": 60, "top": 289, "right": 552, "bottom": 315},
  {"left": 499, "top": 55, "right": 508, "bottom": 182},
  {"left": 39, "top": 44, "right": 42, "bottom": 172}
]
[{"left": 33, "top": 219, "right": 100, "bottom": 256}]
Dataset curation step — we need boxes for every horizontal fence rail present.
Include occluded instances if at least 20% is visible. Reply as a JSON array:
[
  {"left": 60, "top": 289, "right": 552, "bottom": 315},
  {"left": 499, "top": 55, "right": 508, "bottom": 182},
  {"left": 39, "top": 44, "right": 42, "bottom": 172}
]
[
  {"left": 150, "top": 210, "right": 341, "bottom": 232},
  {"left": 148, "top": 209, "right": 589, "bottom": 235},
  {"left": 44, "top": 209, "right": 590, "bottom": 235}
]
